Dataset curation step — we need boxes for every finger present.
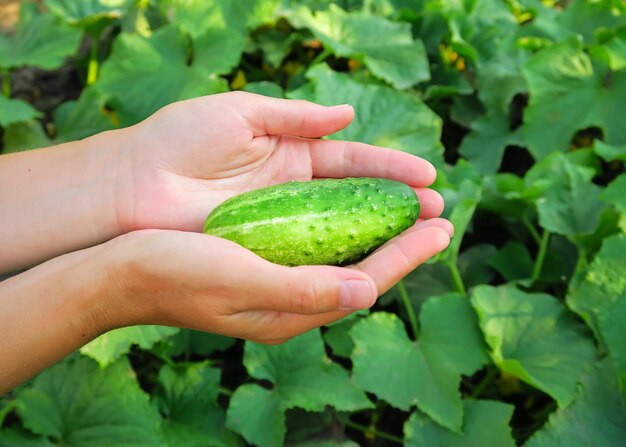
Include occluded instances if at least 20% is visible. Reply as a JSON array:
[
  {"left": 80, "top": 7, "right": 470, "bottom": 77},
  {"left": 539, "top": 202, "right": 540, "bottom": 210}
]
[
  {"left": 238, "top": 264, "right": 378, "bottom": 314},
  {"left": 412, "top": 217, "right": 454, "bottom": 236},
  {"left": 415, "top": 188, "right": 445, "bottom": 219},
  {"left": 354, "top": 224, "right": 451, "bottom": 295},
  {"left": 307, "top": 139, "right": 437, "bottom": 187},
  {"left": 230, "top": 92, "right": 355, "bottom": 138}
]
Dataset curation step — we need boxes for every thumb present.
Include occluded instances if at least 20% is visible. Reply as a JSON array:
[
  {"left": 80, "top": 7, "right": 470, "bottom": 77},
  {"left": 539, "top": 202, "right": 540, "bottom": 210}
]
[{"left": 241, "top": 264, "right": 378, "bottom": 315}]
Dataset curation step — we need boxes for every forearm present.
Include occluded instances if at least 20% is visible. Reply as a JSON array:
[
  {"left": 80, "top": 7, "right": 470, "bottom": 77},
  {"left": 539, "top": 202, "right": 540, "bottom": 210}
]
[
  {"left": 0, "top": 242, "right": 118, "bottom": 394},
  {"left": 0, "top": 128, "right": 130, "bottom": 273}
]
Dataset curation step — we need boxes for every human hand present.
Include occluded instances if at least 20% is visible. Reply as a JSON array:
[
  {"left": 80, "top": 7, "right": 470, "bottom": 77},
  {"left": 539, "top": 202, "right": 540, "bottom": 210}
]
[
  {"left": 114, "top": 92, "right": 445, "bottom": 233},
  {"left": 106, "top": 219, "right": 453, "bottom": 343}
]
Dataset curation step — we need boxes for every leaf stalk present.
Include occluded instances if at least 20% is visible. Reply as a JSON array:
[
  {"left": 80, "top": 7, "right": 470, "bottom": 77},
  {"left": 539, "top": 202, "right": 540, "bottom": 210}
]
[
  {"left": 343, "top": 419, "right": 404, "bottom": 445},
  {"left": 1, "top": 68, "right": 10, "bottom": 97},
  {"left": 397, "top": 280, "right": 420, "bottom": 340},
  {"left": 87, "top": 36, "right": 100, "bottom": 86},
  {"left": 447, "top": 261, "right": 467, "bottom": 296},
  {"left": 531, "top": 230, "right": 550, "bottom": 283}
]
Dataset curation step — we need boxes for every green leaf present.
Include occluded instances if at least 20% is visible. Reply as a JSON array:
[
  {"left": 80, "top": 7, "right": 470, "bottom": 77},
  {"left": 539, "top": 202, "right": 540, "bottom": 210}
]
[
  {"left": 2, "top": 87, "right": 114, "bottom": 153},
  {"left": 404, "top": 400, "right": 516, "bottom": 447},
  {"left": 242, "top": 81, "right": 284, "bottom": 98},
  {"left": 487, "top": 241, "right": 534, "bottom": 282},
  {"left": 525, "top": 359, "right": 626, "bottom": 447},
  {"left": 162, "top": 0, "right": 278, "bottom": 38},
  {"left": 226, "top": 330, "right": 371, "bottom": 447},
  {"left": 52, "top": 87, "right": 115, "bottom": 143},
  {"left": 535, "top": 156, "right": 604, "bottom": 238},
  {"left": 475, "top": 44, "right": 529, "bottom": 113},
  {"left": 382, "top": 245, "right": 496, "bottom": 311},
  {"left": 0, "top": 5, "right": 81, "bottom": 70},
  {"left": 322, "top": 311, "right": 366, "bottom": 358},
  {"left": 522, "top": 36, "right": 626, "bottom": 159},
  {"left": 0, "top": 96, "right": 40, "bottom": 127},
  {"left": 15, "top": 356, "right": 162, "bottom": 446},
  {"left": 567, "top": 234, "right": 626, "bottom": 389},
  {"left": 594, "top": 139, "right": 626, "bottom": 162},
  {"left": 152, "top": 362, "right": 242, "bottom": 447},
  {"left": 2, "top": 121, "right": 49, "bottom": 154},
  {"left": 471, "top": 285, "right": 597, "bottom": 407},
  {"left": 44, "top": 0, "right": 130, "bottom": 30},
  {"left": 97, "top": 25, "right": 228, "bottom": 126},
  {"left": 193, "top": 28, "right": 246, "bottom": 75},
  {"left": 350, "top": 295, "right": 489, "bottom": 432},
  {"left": 287, "top": 4, "right": 429, "bottom": 88},
  {"left": 458, "top": 111, "right": 524, "bottom": 174},
  {"left": 162, "top": 329, "right": 236, "bottom": 358},
  {"left": 602, "top": 173, "right": 626, "bottom": 213},
  {"left": 290, "top": 64, "right": 443, "bottom": 165},
  {"left": 81, "top": 325, "right": 179, "bottom": 367},
  {"left": 0, "top": 428, "right": 54, "bottom": 447},
  {"left": 285, "top": 408, "right": 358, "bottom": 447},
  {"left": 439, "top": 176, "right": 483, "bottom": 263},
  {"left": 557, "top": 0, "right": 626, "bottom": 44}
]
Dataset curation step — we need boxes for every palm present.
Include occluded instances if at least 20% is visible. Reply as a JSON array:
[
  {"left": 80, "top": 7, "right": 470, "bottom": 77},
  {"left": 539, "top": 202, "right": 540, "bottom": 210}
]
[{"left": 121, "top": 92, "right": 442, "bottom": 233}]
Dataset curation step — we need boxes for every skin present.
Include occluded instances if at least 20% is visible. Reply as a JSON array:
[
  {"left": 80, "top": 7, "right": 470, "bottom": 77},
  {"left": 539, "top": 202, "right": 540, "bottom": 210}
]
[{"left": 0, "top": 92, "right": 453, "bottom": 394}]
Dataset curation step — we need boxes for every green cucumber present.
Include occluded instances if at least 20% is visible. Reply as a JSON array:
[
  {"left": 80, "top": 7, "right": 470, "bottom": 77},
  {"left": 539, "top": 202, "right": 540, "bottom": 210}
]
[{"left": 203, "top": 177, "right": 420, "bottom": 266}]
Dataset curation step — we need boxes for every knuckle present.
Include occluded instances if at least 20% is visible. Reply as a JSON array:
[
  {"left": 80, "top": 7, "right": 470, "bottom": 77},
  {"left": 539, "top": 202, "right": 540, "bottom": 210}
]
[{"left": 288, "top": 277, "right": 322, "bottom": 315}]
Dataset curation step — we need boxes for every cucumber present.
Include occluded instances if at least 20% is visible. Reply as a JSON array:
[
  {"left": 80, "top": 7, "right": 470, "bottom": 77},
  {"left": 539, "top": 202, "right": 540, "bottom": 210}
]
[{"left": 203, "top": 177, "right": 420, "bottom": 266}]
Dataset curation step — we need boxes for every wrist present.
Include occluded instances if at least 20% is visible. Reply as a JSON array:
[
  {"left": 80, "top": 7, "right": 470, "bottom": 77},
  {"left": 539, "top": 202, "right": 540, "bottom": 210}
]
[{"left": 83, "top": 127, "right": 136, "bottom": 241}]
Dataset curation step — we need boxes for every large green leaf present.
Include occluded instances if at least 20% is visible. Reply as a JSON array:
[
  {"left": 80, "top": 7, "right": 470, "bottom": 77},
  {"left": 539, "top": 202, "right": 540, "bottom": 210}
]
[
  {"left": 459, "top": 111, "right": 524, "bottom": 175},
  {"left": 97, "top": 25, "right": 228, "bottom": 126},
  {"left": 226, "top": 330, "right": 371, "bottom": 447},
  {"left": 80, "top": 325, "right": 179, "bottom": 367},
  {"left": 602, "top": 173, "right": 626, "bottom": 214},
  {"left": 0, "top": 96, "right": 40, "bottom": 127},
  {"left": 0, "top": 428, "right": 54, "bottom": 447},
  {"left": 3, "top": 87, "right": 114, "bottom": 153},
  {"left": 530, "top": 154, "right": 605, "bottom": 238},
  {"left": 471, "top": 285, "right": 596, "bottom": 407},
  {"left": 162, "top": 0, "right": 278, "bottom": 37},
  {"left": 525, "top": 359, "right": 626, "bottom": 447},
  {"left": 287, "top": 4, "right": 429, "bottom": 88},
  {"left": 15, "top": 357, "right": 162, "bottom": 446},
  {"left": 0, "top": 4, "right": 81, "bottom": 70},
  {"left": 350, "top": 294, "right": 489, "bottom": 432},
  {"left": 522, "top": 36, "right": 626, "bottom": 160},
  {"left": 290, "top": 64, "right": 443, "bottom": 164},
  {"left": 404, "top": 400, "right": 516, "bottom": 447},
  {"left": 193, "top": 28, "right": 246, "bottom": 75},
  {"left": 152, "top": 362, "right": 242, "bottom": 447},
  {"left": 567, "top": 234, "right": 626, "bottom": 389},
  {"left": 44, "top": 0, "right": 131, "bottom": 30}
]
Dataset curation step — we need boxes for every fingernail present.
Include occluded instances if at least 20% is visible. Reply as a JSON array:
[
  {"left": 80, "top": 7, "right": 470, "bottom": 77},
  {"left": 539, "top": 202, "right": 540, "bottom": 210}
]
[
  {"left": 330, "top": 103, "right": 352, "bottom": 109},
  {"left": 340, "top": 280, "right": 374, "bottom": 310}
]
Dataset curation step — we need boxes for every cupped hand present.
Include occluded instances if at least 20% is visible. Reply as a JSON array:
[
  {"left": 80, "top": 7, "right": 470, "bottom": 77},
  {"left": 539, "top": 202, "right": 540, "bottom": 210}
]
[
  {"left": 115, "top": 92, "right": 444, "bottom": 233},
  {"left": 108, "top": 218, "right": 453, "bottom": 344}
]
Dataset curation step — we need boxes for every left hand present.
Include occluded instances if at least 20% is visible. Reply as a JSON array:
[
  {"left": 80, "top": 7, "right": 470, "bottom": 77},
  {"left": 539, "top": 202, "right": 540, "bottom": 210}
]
[{"left": 113, "top": 91, "right": 445, "bottom": 233}]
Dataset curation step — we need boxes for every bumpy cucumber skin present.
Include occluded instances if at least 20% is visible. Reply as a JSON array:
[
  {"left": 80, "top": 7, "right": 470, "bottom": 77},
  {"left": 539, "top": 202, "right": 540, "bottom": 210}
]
[{"left": 203, "top": 177, "right": 420, "bottom": 266}]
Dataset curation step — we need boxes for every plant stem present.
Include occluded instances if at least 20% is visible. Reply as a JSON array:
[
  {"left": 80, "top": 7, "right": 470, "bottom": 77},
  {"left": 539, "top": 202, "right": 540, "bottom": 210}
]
[
  {"left": 470, "top": 366, "right": 498, "bottom": 398},
  {"left": 531, "top": 230, "right": 550, "bottom": 283},
  {"left": 343, "top": 419, "right": 404, "bottom": 445},
  {"left": 397, "top": 280, "right": 419, "bottom": 340},
  {"left": 87, "top": 36, "right": 100, "bottom": 86},
  {"left": 1, "top": 68, "right": 10, "bottom": 97},
  {"left": 311, "top": 47, "right": 333, "bottom": 66},
  {"left": 447, "top": 261, "right": 467, "bottom": 296},
  {"left": 522, "top": 215, "right": 542, "bottom": 245},
  {"left": 219, "top": 386, "right": 233, "bottom": 397}
]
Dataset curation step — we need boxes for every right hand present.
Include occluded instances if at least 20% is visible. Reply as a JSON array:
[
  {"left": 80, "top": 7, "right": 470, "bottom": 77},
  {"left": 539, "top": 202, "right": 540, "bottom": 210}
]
[{"left": 105, "top": 220, "right": 453, "bottom": 344}]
